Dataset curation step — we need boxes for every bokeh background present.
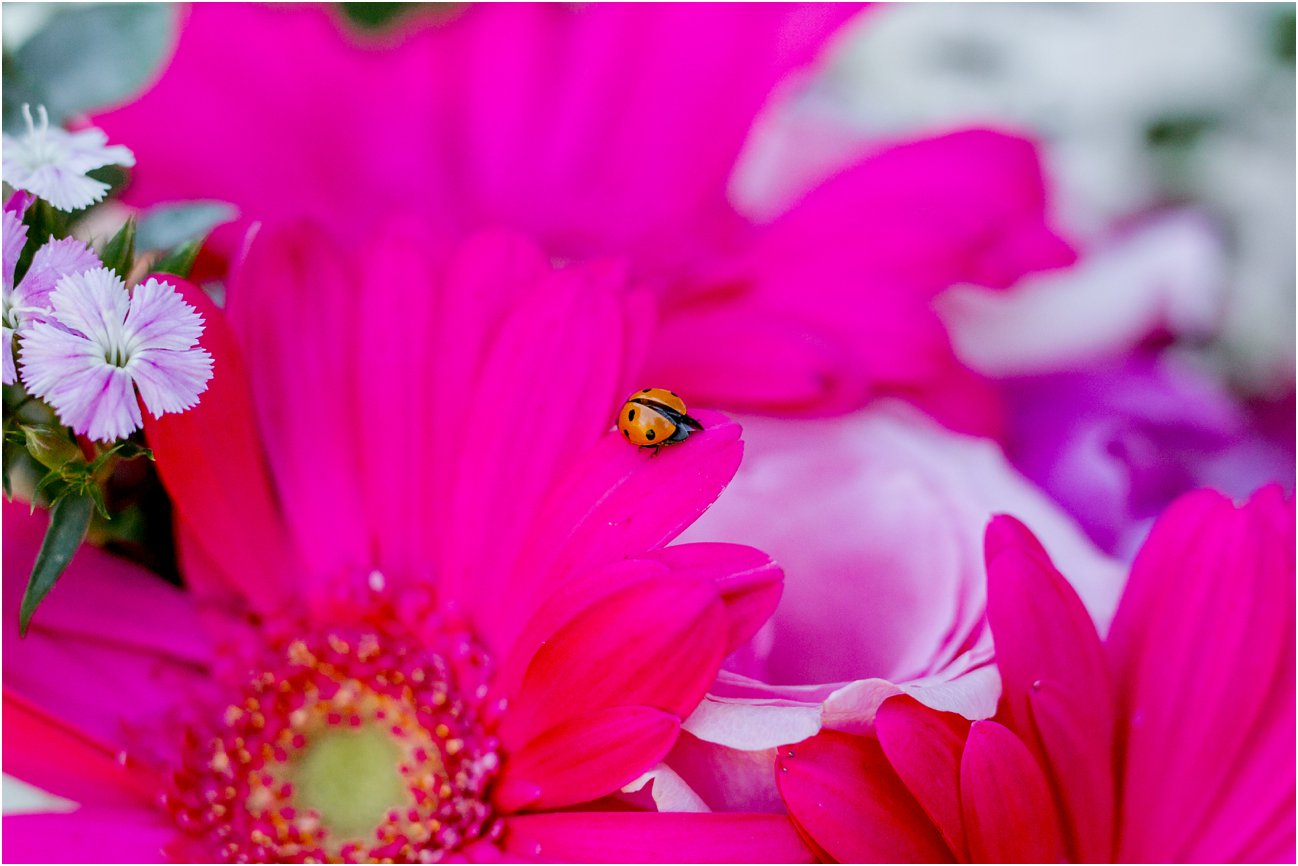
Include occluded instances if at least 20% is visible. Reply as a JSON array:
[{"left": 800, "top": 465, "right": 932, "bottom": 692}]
[{"left": 3, "top": 0, "right": 1295, "bottom": 812}]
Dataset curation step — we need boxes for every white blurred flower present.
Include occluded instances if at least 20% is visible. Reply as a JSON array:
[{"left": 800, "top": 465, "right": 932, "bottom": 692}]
[{"left": 2, "top": 104, "right": 135, "bottom": 212}]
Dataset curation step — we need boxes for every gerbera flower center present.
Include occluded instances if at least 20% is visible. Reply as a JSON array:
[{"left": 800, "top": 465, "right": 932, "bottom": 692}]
[{"left": 166, "top": 623, "right": 503, "bottom": 863}]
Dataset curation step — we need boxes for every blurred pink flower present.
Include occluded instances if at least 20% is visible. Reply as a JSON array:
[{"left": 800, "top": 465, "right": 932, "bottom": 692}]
[
  {"left": 91, "top": 4, "right": 1074, "bottom": 433},
  {"left": 776, "top": 486, "right": 1295, "bottom": 862},
  {"left": 644, "top": 406, "right": 1121, "bottom": 813},
  {"left": 3, "top": 224, "right": 808, "bottom": 863}
]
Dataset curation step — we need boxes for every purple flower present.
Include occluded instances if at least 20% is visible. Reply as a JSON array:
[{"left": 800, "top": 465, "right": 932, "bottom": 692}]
[
  {"left": 19, "top": 268, "right": 213, "bottom": 441},
  {"left": 2, "top": 204, "right": 101, "bottom": 384}
]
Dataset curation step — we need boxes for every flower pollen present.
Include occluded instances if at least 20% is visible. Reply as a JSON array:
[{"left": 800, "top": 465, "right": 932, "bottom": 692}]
[{"left": 167, "top": 623, "right": 503, "bottom": 863}]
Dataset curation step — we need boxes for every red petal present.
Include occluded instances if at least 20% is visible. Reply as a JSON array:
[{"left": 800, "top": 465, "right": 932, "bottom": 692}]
[
  {"left": 141, "top": 275, "right": 298, "bottom": 614},
  {"left": 502, "top": 811, "right": 815, "bottom": 863},
  {"left": 495, "top": 706, "right": 679, "bottom": 812},
  {"left": 3, "top": 691, "right": 157, "bottom": 808},
  {"left": 1106, "top": 487, "right": 1296, "bottom": 861},
  {"left": 984, "top": 515, "right": 1115, "bottom": 861},
  {"left": 960, "top": 720, "right": 1066, "bottom": 863},
  {"left": 777, "top": 730, "right": 953, "bottom": 863},
  {"left": 875, "top": 695, "right": 971, "bottom": 860},
  {"left": 498, "top": 575, "right": 727, "bottom": 750},
  {"left": 642, "top": 542, "right": 783, "bottom": 655}
]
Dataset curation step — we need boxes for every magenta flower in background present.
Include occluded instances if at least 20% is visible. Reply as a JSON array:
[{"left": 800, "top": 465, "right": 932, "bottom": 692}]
[
  {"left": 19, "top": 269, "right": 212, "bottom": 442},
  {"left": 90, "top": 3, "right": 1074, "bottom": 434},
  {"left": 776, "top": 486, "right": 1295, "bottom": 862},
  {"left": 2, "top": 199, "right": 101, "bottom": 385},
  {"left": 3, "top": 223, "right": 810, "bottom": 863}
]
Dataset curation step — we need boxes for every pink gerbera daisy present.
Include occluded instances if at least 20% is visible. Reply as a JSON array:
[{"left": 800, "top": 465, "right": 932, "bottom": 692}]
[
  {"left": 775, "top": 486, "right": 1295, "bottom": 863},
  {"left": 3, "top": 222, "right": 806, "bottom": 863}
]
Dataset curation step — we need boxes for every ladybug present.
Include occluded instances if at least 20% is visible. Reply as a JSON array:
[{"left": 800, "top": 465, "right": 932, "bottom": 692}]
[{"left": 617, "top": 388, "right": 703, "bottom": 455}]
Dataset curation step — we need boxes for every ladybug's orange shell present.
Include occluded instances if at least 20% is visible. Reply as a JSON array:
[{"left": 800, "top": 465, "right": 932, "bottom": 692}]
[
  {"left": 618, "top": 400, "right": 679, "bottom": 447},
  {"left": 632, "top": 387, "right": 688, "bottom": 416}
]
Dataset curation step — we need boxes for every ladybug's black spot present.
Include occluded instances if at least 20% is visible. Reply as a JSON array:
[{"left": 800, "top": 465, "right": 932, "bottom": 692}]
[
  {"left": 642, "top": 388, "right": 651, "bottom": 393},
  {"left": 627, "top": 408, "right": 636, "bottom": 420},
  {"left": 646, "top": 429, "right": 656, "bottom": 441},
  {"left": 623, "top": 429, "right": 630, "bottom": 439},
  {"left": 670, "top": 391, "right": 678, "bottom": 397}
]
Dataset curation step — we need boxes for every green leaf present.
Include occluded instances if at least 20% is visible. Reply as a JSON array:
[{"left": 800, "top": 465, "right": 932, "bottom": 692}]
[
  {"left": 19, "top": 492, "right": 93, "bottom": 636},
  {"left": 14, "top": 198, "right": 71, "bottom": 283},
  {"left": 3, "top": 4, "right": 172, "bottom": 132},
  {"left": 136, "top": 201, "right": 235, "bottom": 251},
  {"left": 100, "top": 217, "right": 136, "bottom": 279},
  {"left": 152, "top": 238, "right": 203, "bottom": 279}
]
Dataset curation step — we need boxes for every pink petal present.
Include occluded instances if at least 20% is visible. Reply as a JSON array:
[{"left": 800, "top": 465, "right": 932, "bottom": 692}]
[
  {"left": 874, "top": 695, "right": 972, "bottom": 860},
  {"left": 959, "top": 720, "right": 1066, "bottom": 863},
  {"left": 351, "top": 219, "right": 447, "bottom": 584},
  {"left": 497, "top": 575, "right": 727, "bottom": 751},
  {"left": 93, "top": 5, "right": 859, "bottom": 266},
  {"left": 502, "top": 811, "right": 815, "bottom": 863},
  {"left": 984, "top": 515, "right": 1116, "bottom": 861},
  {"left": 3, "top": 692, "right": 157, "bottom": 809},
  {"left": 142, "top": 276, "right": 299, "bottom": 616},
  {"left": 777, "top": 730, "right": 954, "bottom": 863},
  {"left": 1106, "top": 486, "right": 1296, "bottom": 862},
  {"left": 3, "top": 504, "right": 211, "bottom": 750},
  {"left": 496, "top": 412, "right": 743, "bottom": 648},
  {"left": 3, "top": 809, "right": 177, "bottom": 864},
  {"left": 226, "top": 223, "right": 369, "bottom": 583},
  {"left": 385, "top": 229, "right": 549, "bottom": 590},
  {"left": 641, "top": 542, "right": 783, "bottom": 656},
  {"left": 437, "top": 257, "right": 636, "bottom": 648},
  {"left": 647, "top": 305, "right": 871, "bottom": 416},
  {"left": 495, "top": 706, "right": 679, "bottom": 813}
]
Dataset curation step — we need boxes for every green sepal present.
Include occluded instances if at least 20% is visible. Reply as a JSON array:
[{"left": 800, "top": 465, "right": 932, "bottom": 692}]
[
  {"left": 152, "top": 238, "right": 203, "bottom": 279},
  {"left": 100, "top": 217, "right": 137, "bottom": 280},
  {"left": 19, "top": 491, "right": 93, "bottom": 636},
  {"left": 21, "top": 423, "right": 83, "bottom": 471}
]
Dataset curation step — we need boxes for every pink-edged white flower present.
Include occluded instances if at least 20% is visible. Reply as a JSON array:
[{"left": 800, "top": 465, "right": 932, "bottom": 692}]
[
  {"left": 2, "top": 104, "right": 135, "bottom": 212},
  {"left": 19, "top": 268, "right": 212, "bottom": 441},
  {"left": 2, "top": 204, "right": 101, "bottom": 384}
]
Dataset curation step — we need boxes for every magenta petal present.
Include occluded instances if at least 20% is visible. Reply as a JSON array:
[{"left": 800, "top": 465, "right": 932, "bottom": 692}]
[
  {"left": 1106, "top": 487, "right": 1296, "bottom": 862},
  {"left": 352, "top": 220, "right": 444, "bottom": 583},
  {"left": 141, "top": 276, "right": 299, "bottom": 615},
  {"left": 875, "top": 696, "right": 971, "bottom": 861},
  {"left": 495, "top": 706, "right": 679, "bottom": 812},
  {"left": 642, "top": 542, "right": 783, "bottom": 656},
  {"left": 777, "top": 730, "right": 954, "bottom": 863},
  {"left": 3, "top": 809, "right": 177, "bottom": 864},
  {"left": 3, "top": 503, "right": 211, "bottom": 748},
  {"left": 4, "top": 692, "right": 157, "bottom": 809},
  {"left": 227, "top": 223, "right": 369, "bottom": 585},
  {"left": 959, "top": 720, "right": 1066, "bottom": 864},
  {"left": 502, "top": 812, "right": 815, "bottom": 863},
  {"left": 984, "top": 515, "right": 1115, "bottom": 861},
  {"left": 438, "top": 258, "right": 635, "bottom": 648},
  {"left": 498, "top": 575, "right": 727, "bottom": 751},
  {"left": 510, "top": 411, "right": 743, "bottom": 605}
]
